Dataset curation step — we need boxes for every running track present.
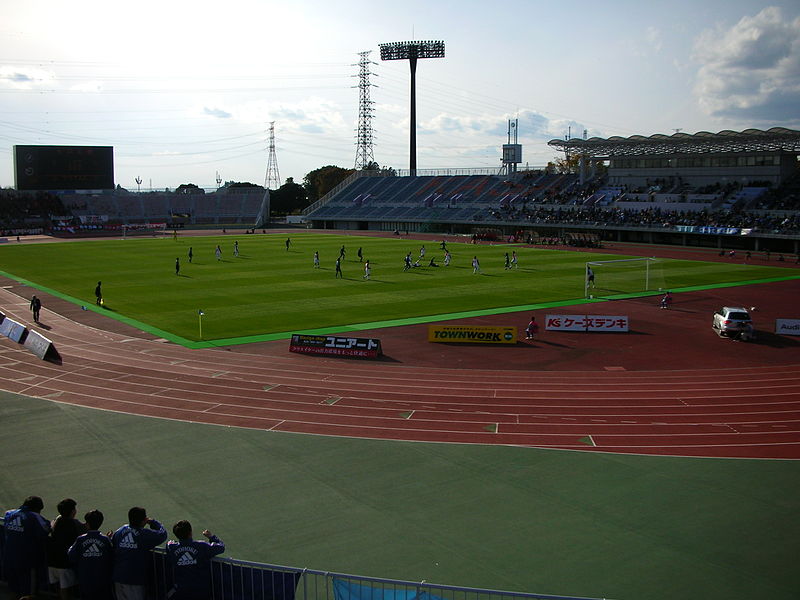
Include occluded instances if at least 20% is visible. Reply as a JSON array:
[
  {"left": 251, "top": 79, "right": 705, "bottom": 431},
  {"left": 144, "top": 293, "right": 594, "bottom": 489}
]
[{"left": 1, "top": 286, "right": 799, "bottom": 460}]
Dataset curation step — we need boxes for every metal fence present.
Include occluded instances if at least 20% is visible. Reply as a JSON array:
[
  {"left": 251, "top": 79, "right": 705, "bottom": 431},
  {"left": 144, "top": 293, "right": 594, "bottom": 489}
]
[
  {"left": 1, "top": 516, "right": 610, "bottom": 600},
  {"left": 152, "top": 553, "right": 612, "bottom": 600}
]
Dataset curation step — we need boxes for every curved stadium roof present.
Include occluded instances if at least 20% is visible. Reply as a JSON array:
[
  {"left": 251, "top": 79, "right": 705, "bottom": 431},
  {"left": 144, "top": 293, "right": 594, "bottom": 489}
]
[{"left": 548, "top": 127, "right": 800, "bottom": 157}]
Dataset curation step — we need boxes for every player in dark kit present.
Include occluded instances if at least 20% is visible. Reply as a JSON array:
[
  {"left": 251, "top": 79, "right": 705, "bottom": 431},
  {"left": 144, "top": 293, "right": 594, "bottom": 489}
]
[
  {"left": 95, "top": 281, "right": 103, "bottom": 306},
  {"left": 335, "top": 258, "right": 343, "bottom": 278},
  {"left": 175, "top": 258, "right": 180, "bottom": 275},
  {"left": 188, "top": 247, "right": 193, "bottom": 263}
]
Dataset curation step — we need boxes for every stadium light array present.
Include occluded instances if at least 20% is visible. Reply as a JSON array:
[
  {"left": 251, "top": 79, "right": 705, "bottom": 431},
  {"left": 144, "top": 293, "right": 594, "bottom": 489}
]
[
  {"left": 379, "top": 40, "right": 446, "bottom": 61},
  {"left": 379, "top": 40, "right": 446, "bottom": 172}
]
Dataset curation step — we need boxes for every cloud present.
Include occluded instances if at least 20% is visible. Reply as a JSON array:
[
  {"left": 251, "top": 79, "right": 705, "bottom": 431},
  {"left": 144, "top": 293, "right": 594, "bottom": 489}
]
[
  {"left": 692, "top": 6, "right": 800, "bottom": 123},
  {"left": 416, "top": 109, "right": 579, "bottom": 141},
  {"left": 203, "top": 107, "right": 232, "bottom": 119},
  {"left": 645, "top": 26, "right": 663, "bottom": 53},
  {"left": 70, "top": 81, "right": 103, "bottom": 93},
  {"left": 0, "top": 66, "right": 54, "bottom": 88},
  {"left": 299, "top": 123, "right": 324, "bottom": 134}
]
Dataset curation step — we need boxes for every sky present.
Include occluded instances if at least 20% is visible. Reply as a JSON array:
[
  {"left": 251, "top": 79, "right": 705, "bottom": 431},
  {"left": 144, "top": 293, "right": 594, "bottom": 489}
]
[{"left": 1, "top": 0, "right": 799, "bottom": 191}]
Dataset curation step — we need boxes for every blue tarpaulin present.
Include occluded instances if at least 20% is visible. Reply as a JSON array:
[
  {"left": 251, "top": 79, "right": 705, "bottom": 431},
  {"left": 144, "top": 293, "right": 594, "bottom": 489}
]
[{"left": 333, "top": 577, "right": 445, "bottom": 600}]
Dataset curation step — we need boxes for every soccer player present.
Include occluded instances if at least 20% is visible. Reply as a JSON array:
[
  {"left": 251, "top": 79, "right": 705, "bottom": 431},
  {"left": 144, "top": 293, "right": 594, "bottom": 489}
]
[
  {"left": 363, "top": 260, "right": 371, "bottom": 280},
  {"left": 504, "top": 252, "right": 510, "bottom": 269},
  {"left": 95, "top": 281, "right": 103, "bottom": 306},
  {"left": 188, "top": 247, "right": 193, "bottom": 263},
  {"left": 511, "top": 251, "right": 518, "bottom": 269},
  {"left": 587, "top": 266, "right": 595, "bottom": 288},
  {"left": 335, "top": 258, "right": 343, "bottom": 278},
  {"left": 175, "top": 258, "right": 180, "bottom": 276},
  {"left": 660, "top": 291, "right": 673, "bottom": 309},
  {"left": 472, "top": 256, "right": 481, "bottom": 274},
  {"left": 443, "top": 250, "right": 451, "bottom": 267},
  {"left": 215, "top": 245, "right": 222, "bottom": 261},
  {"left": 313, "top": 251, "right": 320, "bottom": 268},
  {"left": 419, "top": 245, "right": 426, "bottom": 259},
  {"left": 357, "top": 247, "right": 363, "bottom": 262},
  {"left": 403, "top": 252, "right": 412, "bottom": 271},
  {"left": 339, "top": 245, "right": 346, "bottom": 260},
  {"left": 285, "top": 237, "right": 291, "bottom": 251},
  {"left": 233, "top": 240, "right": 239, "bottom": 257}
]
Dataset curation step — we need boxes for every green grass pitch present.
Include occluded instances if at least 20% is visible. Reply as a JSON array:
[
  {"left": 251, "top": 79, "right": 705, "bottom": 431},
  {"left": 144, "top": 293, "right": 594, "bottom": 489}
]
[{"left": 0, "top": 232, "right": 795, "bottom": 343}]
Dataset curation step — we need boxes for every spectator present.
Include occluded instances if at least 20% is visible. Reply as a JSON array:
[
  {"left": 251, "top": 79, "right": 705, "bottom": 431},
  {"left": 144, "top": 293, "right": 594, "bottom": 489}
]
[
  {"left": 2, "top": 495, "right": 51, "bottom": 599},
  {"left": 166, "top": 520, "right": 225, "bottom": 600},
  {"left": 47, "top": 498, "right": 86, "bottom": 600},
  {"left": 68, "top": 509, "right": 114, "bottom": 600},
  {"left": 111, "top": 506, "right": 167, "bottom": 600}
]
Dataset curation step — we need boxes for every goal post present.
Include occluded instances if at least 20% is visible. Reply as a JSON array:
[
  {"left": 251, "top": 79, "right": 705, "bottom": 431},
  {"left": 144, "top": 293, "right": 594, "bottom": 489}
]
[{"left": 585, "top": 257, "right": 662, "bottom": 298}]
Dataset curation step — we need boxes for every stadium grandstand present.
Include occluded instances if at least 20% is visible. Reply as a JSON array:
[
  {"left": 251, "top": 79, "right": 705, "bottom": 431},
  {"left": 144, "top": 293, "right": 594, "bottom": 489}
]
[
  {"left": 2, "top": 128, "right": 798, "bottom": 252},
  {"left": 0, "top": 185, "right": 269, "bottom": 238},
  {"left": 304, "top": 127, "right": 800, "bottom": 254}
]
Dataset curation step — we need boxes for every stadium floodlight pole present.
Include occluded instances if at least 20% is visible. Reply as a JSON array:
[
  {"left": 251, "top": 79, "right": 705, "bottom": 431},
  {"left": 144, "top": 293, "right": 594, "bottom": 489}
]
[{"left": 379, "top": 40, "right": 445, "bottom": 174}]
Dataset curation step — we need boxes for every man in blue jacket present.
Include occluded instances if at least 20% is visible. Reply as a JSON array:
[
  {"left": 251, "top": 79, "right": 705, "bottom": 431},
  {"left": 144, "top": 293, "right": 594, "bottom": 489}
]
[
  {"left": 68, "top": 509, "right": 113, "bottom": 600},
  {"left": 2, "top": 496, "right": 50, "bottom": 599},
  {"left": 166, "top": 520, "right": 225, "bottom": 600},
  {"left": 111, "top": 506, "right": 167, "bottom": 600}
]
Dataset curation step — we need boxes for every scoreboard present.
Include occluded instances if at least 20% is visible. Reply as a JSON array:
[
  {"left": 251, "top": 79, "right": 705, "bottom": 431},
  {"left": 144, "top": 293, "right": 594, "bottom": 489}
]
[{"left": 14, "top": 145, "right": 114, "bottom": 191}]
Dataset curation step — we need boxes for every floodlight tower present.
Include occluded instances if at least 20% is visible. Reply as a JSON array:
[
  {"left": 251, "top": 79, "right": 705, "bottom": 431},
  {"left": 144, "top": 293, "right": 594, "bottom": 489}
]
[{"left": 379, "top": 40, "right": 445, "bottom": 173}]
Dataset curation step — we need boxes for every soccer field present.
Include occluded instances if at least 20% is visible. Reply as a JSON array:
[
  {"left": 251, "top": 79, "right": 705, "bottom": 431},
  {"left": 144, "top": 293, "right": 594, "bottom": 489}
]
[{"left": 0, "top": 232, "right": 795, "bottom": 343}]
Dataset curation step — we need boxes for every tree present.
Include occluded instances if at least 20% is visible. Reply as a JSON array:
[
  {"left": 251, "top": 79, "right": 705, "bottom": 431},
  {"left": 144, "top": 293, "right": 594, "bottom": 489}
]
[
  {"left": 175, "top": 183, "right": 204, "bottom": 194},
  {"left": 303, "top": 165, "right": 355, "bottom": 203},
  {"left": 546, "top": 154, "right": 607, "bottom": 177},
  {"left": 224, "top": 181, "right": 262, "bottom": 190},
  {"left": 270, "top": 177, "right": 308, "bottom": 215},
  {"left": 547, "top": 154, "right": 582, "bottom": 174}
]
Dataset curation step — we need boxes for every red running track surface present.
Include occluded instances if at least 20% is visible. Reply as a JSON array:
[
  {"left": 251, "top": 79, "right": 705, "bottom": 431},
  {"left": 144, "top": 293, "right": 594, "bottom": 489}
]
[{"left": 1, "top": 259, "right": 799, "bottom": 460}]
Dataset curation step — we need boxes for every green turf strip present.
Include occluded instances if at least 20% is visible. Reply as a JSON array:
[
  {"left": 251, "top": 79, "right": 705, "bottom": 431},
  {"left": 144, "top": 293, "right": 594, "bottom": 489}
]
[
  {"left": 1, "top": 234, "right": 797, "bottom": 346},
  {"left": 3, "top": 267, "right": 799, "bottom": 349},
  {"left": 1, "top": 393, "right": 798, "bottom": 600}
]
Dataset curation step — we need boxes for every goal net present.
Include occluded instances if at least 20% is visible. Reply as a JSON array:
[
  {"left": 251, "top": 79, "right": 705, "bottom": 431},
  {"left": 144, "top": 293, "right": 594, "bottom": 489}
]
[{"left": 585, "top": 257, "right": 664, "bottom": 298}]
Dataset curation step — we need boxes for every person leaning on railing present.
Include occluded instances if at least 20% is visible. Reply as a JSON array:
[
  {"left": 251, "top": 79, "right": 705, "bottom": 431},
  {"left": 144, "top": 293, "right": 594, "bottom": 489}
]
[
  {"left": 111, "top": 507, "right": 167, "bottom": 600},
  {"left": 67, "top": 509, "right": 114, "bottom": 600},
  {"left": 165, "top": 520, "right": 225, "bottom": 600},
  {"left": 2, "top": 496, "right": 51, "bottom": 599}
]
